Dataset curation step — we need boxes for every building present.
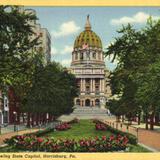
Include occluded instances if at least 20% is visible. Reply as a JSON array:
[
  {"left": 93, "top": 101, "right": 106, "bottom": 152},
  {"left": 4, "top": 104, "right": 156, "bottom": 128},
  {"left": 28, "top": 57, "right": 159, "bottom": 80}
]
[
  {"left": 0, "top": 90, "right": 9, "bottom": 125},
  {"left": 70, "top": 15, "right": 111, "bottom": 109},
  {"left": 24, "top": 9, "right": 51, "bottom": 63}
]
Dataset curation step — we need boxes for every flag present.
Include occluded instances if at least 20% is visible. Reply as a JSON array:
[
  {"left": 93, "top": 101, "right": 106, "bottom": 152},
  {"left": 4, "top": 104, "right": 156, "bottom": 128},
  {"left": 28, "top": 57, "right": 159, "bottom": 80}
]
[{"left": 82, "top": 43, "right": 88, "bottom": 49}]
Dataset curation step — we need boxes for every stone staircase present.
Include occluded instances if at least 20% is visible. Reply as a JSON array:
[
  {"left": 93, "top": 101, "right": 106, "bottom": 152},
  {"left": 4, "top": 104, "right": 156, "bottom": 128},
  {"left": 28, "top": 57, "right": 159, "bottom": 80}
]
[{"left": 58, "top": 106, "right": 114, "bottom": 121}]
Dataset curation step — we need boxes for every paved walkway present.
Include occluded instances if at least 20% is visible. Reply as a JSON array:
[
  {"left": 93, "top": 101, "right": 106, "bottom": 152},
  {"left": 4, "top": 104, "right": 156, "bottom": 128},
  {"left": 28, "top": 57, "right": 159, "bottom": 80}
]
[
  {"left": 103, "top": 119, "right": 160, "bottom": 151},
  {"left": 0, "top": 128, "right": 41, "bottom": 145}
]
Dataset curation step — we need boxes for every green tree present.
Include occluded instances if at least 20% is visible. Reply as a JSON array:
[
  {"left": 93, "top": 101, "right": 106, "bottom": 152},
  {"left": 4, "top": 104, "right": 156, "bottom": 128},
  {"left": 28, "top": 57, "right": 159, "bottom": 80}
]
[
  {"left": 23, "top": 61, "right": 77, "bottom": 126},
  {"left": 0, "top": 6, "right": 39, "bottom": 91},
  {"left": 105, "top": 18, "right": 160, "bottom": 130},
  {"left": 105, "top": 24, "right": 142, "bottom": 124}
]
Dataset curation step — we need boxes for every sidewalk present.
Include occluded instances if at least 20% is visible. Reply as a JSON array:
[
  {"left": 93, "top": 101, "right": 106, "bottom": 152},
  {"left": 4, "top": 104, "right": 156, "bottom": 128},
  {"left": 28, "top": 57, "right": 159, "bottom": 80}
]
[
  {"left": 103, "top": 119, "right": 160, "bottom": 151},
  {"left": 0, "top": 122, "right": 59, "bottom": 146},
  {"left": 0, "top": 128, "right": 40, "bottom": 145}
]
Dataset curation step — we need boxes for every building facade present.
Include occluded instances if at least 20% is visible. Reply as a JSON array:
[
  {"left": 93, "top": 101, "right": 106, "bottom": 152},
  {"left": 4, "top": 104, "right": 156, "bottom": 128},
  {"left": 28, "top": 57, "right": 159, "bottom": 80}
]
[
  {"left": 70, "top": 16, "right": 111, "bottom": 108},
  {"left": 24, "top": 9, "right": 51, "bottom": 63}
]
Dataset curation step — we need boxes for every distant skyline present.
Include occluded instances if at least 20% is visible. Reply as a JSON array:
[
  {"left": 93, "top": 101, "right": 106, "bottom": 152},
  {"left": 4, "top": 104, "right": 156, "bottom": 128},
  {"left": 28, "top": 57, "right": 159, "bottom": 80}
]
[{"left": 28, "top": 7, "right": 160, "bottom": 70}]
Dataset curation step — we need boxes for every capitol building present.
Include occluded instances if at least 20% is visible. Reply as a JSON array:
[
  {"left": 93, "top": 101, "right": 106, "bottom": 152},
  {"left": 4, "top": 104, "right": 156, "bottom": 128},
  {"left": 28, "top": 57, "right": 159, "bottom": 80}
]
[{"left": 69, "top": 15, "right": 111, "bottom": 110}]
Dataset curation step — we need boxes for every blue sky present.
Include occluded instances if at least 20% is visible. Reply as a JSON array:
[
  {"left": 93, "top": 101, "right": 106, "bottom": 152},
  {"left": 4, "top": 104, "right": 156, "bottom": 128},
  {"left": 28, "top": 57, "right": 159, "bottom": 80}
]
[{"left": 28, "top": 7, "right": 160, "bottom": 71}]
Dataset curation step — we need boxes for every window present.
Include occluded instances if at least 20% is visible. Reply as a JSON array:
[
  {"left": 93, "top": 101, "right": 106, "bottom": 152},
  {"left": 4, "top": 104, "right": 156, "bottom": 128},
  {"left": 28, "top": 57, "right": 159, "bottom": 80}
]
[
  {"left": 80, "top": 53, "right": 83, "bottom": 60},
  {"left": 75, "top": 53, "right": 78, "bottom": 60},
  {"left": 93, "top": 52, "right": 96, "bottom": 59},
  {"left": 95, "top": 99, "right": 100, "bottom": 106},
  {"left": 98, "top": 53, "right": 101, "bottom": 60}
]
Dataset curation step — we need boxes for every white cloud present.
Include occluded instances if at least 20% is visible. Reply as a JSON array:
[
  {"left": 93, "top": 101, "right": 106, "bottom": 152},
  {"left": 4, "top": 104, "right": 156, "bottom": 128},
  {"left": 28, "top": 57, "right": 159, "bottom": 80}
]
[
  {"left": 60, "top": 45, "right": 73, "bottom": 54},
  {"left": 52, "top": 21, "right": 80, "bottom": 38},
  {"left": 60, "top": 59, "right": 71, "bottom": 67},
  {"left": 51, "top": 45, "right": 73, "bottom": 56},
  {"left": 51, "top": 47, "right": 58, "bottom": 55},
  {"left": 111, "top": 12, "right": 159, "bottom": 25}
]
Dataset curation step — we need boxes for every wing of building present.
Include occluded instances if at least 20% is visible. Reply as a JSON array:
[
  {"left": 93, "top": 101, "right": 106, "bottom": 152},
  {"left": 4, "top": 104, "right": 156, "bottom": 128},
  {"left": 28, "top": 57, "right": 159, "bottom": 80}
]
[{"left": 69, "top": 15, "right": 111, "bottom": 109}]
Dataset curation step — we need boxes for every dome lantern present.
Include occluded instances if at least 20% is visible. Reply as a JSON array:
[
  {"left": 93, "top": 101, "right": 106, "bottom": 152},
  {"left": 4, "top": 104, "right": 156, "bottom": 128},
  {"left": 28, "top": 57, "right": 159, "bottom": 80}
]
[{"left": 85, "top": 15, "right": 91, "bottom": 31}]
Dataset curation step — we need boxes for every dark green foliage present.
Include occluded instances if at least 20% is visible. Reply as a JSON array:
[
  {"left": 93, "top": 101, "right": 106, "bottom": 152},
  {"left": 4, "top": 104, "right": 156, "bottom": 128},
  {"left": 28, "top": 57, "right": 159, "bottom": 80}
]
[
  {"left": 0, "top": 6, "right": 39, "bottom": 90},
  {"left": 22, "top": 61, "right": 77, "bottom": 117},
  {"left": 105, "top": 17, "right": 160, "bottom": 129}
]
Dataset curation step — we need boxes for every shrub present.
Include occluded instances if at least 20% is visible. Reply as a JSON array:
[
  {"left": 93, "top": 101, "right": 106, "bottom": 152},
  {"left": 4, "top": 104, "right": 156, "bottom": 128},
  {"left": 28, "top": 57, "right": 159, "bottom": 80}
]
[
  {"left": 68, "top": 118, "right": 79, "bottom": 124},
  {"left": 55, "top": 122, "right": 71, "bottom": 131},
  {"left": 24, "top": 127, "right": 54, "bottom": 137},
  {"left": 95, "top": 123, "right": 107, "bottom": 131},
  {"left": 92, "top": 119, "right": 101, "bottom": 123}
]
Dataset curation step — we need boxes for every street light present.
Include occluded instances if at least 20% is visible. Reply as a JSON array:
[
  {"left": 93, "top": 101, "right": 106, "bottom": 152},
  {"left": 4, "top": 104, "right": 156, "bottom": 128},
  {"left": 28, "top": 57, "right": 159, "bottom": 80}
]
[{"left": 13, "top": 111, "right": 17, "bottom": 132}]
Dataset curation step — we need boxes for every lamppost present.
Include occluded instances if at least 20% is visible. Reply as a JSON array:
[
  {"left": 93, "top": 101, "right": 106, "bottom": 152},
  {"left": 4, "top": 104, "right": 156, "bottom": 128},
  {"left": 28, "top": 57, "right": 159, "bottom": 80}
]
[{"left": 13, "top": 111, "right": 17, "bottom": 132}]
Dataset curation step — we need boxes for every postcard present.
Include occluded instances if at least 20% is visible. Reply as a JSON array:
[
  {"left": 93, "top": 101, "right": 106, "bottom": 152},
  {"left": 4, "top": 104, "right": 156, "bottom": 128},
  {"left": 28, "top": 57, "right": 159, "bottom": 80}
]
[{"left": 0, "top": 0, "right": 160, "bottom": 160}]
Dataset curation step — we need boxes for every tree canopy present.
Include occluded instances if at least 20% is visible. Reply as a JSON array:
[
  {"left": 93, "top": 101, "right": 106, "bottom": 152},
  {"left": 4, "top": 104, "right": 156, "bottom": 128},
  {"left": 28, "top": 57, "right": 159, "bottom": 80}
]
[
  {"left": 23, "top": 61, "right": 77, "bottom": 117},
  {"left": 105, "top": 18, "right": 160, "bottom": 129}
]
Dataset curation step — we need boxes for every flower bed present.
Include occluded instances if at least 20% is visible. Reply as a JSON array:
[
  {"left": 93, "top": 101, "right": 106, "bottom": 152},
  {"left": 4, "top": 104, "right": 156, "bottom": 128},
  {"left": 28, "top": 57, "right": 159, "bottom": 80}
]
[
  {"left": 55, "top": 122, "right": 71, "bottom": 131},
  {"left": 94, "top": 120, "right": 137, "bottom": 145},
  {"left": 4, "top": 134, "right": 129, "bottom": 152},
  {"left": 95, "top": 123, "right": 107, "bottom": 131}
]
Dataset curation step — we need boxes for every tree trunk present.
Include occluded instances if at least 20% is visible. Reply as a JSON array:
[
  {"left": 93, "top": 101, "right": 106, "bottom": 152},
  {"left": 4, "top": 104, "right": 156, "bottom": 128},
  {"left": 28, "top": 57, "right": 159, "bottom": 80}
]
[
  {"left": 31, "top": 113, "right": 34, "bottom": 127},
  {"left": 36, "top": 113, "right": 39, "bottom": 126},
  {"left": 39, "top": 113, "right": 42, "bottom": 124},
  {"left": 116, "top": 116, "right": 120, "bottom": 122},
  {"left": 27, "top": 113, "right": 30, "bottom": 127},
  {"left": 145, "top": 113, "right": 149, "bottom": 130},
  {"left": 22, "top": 113, "right": 25, "bottom": 123},
  {"left": 138, "top": 113, "right": 141, "bottom": 125},
  {"left": 122, "top": 115, "right": 125, "bottom": 123},
  {"left": 155, "top": 113, "right": 159, "bottom": 125},
  {"left": 128, "top": 117, "right": 132, "bottom": 125},
  {"left": 150, "top": 112, "right": 155, "bottom": 130}
]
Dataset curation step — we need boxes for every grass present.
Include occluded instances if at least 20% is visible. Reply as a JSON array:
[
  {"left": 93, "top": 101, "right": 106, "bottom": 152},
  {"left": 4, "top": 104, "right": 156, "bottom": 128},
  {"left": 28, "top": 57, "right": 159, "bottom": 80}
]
[
  {"left": 46, "top": 119, "right": 112, "bottom": 140},
  {"left": 128, "top": 144, "right": 151, "bottom": 152},
  {"left": 0, "top": 120, "right": 151, "bottom": 152}
]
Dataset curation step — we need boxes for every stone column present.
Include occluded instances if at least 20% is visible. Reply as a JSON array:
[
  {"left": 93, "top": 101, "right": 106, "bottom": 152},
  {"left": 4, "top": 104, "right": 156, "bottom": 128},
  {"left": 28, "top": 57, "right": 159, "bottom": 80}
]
[
  {"left": 102, "top": 79, "right": 105, "bottom": 92},
  {"left": 100, "top": 79, "right": 102, "bottom": 92},
  {"left": 83, "top": 51, "right": 86, "bottom": 60},
  {"left": 93, "top": 79, "right": 95, "bottom": 92},
  {"left": 90, "top": 79, "right": 93, "bottom": 92},
  {"left": 93, "top": 99, "right": 95, "bottom": 106},
  {"left": 80, "top": 100, "right": 82, "bottom": 107},
  {"left": 80, "top": 79, "right": 82, "bottom": 92},
  {"left": 101, "top": 53, "right": 103, "bottom": 61},
  {"left": 83, "top": 79, "right": 86, "bottom": 92}
]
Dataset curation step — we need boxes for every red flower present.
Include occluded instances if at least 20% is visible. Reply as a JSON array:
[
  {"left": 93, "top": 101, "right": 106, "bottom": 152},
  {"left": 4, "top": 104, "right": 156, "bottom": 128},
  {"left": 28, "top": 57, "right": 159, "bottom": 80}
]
[
  {"left": 37, "top": 138, "right": 43, "bottom": 143},
  {"left": 102, "top": 136, "right": 106, "bottom": 141},
  {"left": 109, "top": 135, "right": 114, "bottom": 141}
]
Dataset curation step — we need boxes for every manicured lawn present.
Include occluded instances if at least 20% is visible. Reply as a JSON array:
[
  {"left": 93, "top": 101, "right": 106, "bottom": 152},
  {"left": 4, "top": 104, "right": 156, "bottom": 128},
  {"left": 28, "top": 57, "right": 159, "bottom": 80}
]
[
  {"left": 46, "top": 120, "right": 112, "bottom": 140},
  {"left": 128, "top": 144, "right": 151, "bottom": 152},
  {"left": 0, "top": 120, "right": 151, "bottom": 152}
]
